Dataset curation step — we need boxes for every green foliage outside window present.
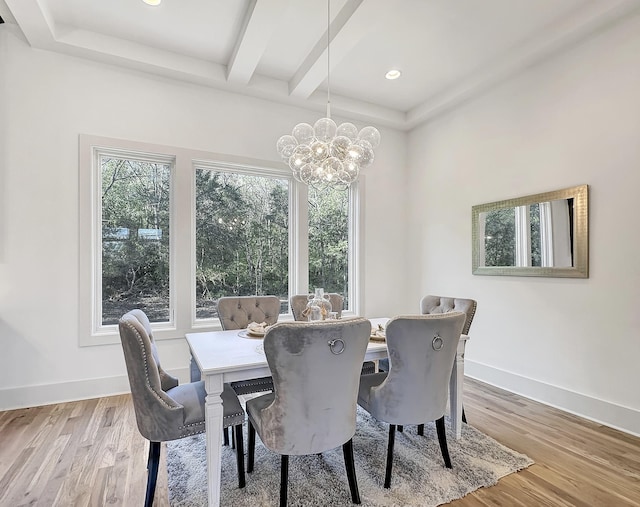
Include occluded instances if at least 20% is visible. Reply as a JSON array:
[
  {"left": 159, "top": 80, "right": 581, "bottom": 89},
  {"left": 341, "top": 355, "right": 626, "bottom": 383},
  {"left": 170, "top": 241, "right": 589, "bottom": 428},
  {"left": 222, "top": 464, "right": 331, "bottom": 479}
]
[
  {"left": 530, "top": 203, "right": 542, "bottom": 267},
  {"left": 101, "top": 157, "right": 171, "bottom": 324},
  {"left": 308, "top": 186, "right": 349, "bottom": 306},
  {"left": 195, "top": 170, "right": 289, "bottom": 318},
  {"left": 101, "top": 158, "right": 351, "bottom": 324},
  {"left": 484, "top": 208, "right": 515, "bottom": 267}
]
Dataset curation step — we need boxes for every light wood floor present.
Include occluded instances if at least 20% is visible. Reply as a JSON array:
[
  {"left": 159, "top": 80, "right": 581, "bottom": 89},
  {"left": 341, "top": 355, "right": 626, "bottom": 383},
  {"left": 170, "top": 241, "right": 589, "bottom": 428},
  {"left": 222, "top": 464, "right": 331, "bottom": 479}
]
[{"left": 0, "top": 378, "right": 638, "bottom": 506}]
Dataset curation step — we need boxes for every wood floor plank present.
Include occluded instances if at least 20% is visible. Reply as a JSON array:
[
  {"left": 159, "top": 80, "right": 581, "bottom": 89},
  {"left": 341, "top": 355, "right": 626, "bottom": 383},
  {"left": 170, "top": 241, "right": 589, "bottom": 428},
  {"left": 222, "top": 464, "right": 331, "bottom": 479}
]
[{"left": 0, "top": 378, "right": 638, "bottom": 506}]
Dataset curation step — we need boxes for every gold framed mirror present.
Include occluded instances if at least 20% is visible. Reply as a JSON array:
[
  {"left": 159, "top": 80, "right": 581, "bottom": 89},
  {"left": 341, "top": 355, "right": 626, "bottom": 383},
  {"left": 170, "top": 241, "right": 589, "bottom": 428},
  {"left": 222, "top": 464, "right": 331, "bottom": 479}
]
[{"left": 472, "top": 184, "right": 589, "bottom": 278}]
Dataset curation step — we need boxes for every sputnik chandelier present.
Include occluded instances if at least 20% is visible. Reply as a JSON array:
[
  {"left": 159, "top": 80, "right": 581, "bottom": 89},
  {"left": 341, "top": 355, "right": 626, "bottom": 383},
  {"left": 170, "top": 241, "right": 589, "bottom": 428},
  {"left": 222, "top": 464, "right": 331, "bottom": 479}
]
[{"left": 276, "top": 0, "right": 380, "bottom": 188}]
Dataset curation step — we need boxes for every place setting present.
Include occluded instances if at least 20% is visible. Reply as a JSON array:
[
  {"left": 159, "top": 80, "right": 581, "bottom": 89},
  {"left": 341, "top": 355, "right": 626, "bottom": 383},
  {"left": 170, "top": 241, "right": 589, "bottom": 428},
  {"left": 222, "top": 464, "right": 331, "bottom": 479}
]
[
  {"left": 370, "top": 322, "right": 386, "bottom": 342},
  {"left": 238, "top": 321, "right": 271, "bottom": 339}
]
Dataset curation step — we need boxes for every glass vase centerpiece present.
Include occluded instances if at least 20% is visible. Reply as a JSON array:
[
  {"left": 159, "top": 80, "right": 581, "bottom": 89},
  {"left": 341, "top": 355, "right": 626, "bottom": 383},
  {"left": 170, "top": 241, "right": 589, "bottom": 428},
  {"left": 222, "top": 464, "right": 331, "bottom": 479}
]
[{"left": 305, "top": 288, "right": 332, "bottom": 321}]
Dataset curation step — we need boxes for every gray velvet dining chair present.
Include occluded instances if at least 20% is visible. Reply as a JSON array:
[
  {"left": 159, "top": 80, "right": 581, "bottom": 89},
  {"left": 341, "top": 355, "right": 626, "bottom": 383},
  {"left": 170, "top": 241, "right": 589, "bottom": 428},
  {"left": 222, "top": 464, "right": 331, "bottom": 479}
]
[
  {"left": 289, "top": 292, "right": 344, "bottom": 320},
  {"left": 420, "top": 295, "right": 477, "bottom": 336},
  {"left": 358, "top": 313, "right": 466, "bottom": 488},
  {"left": 246, "top": 318, "right": 372, "bottom": 506},
  {"left": 290, "top": 293, "right": 375, "bottom": 375},
  {"left": 418, "top": 295, "right": 477, "bottom": 426},
  {"left": 379, "top": 295, "right": 477, "bottom": 372},
  {"left": 190, "top": 295, "right": 281, "bottom": 394},
  {"left": 378, "top": 294, "right": 477, "bottom": 425},
  {"left": 119, "top": 310, "right": 246, "bottom": 507}
]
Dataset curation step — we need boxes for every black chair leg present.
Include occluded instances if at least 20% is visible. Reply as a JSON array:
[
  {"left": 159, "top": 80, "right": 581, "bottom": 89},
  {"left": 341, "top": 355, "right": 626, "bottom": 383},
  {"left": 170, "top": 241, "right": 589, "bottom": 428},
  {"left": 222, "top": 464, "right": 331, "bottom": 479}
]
[
  {"left": 384, "top": 425, "right": 396, "bottom": 489},
  {"left": 342, "top": 439, "right": 361, "bottom": 504},
  {"left": 280, "top": 455, "right": 289, "bottom": 507},
  {"left": 145, "top": 441, "right": 161, "bottom": 507},
  {"left": 397, "top": 425, "right": 403, "bottom": 433},
  {"left": 231, "top": 426, "right": 236, "bottom": 449},
  {"left": 234, "top": 424, "right": 246, "bottom": 488},
  {"left": 223, "top": 426, "right": 229, "bottom": 446},
  {"left": 435, "top": 416, "right": 452, "bottom": 469},
  {"left": 462, "top": 406, "right": 467, "bottom": 424},
  {"left": 247, "top": 420, "right": 256, "bottom": 473},
  {"left": 417, "top": 423, "right": 424, "bottom": 436},
  {"left": 146, "top": 442, "right": 154, "bottom": 470}
]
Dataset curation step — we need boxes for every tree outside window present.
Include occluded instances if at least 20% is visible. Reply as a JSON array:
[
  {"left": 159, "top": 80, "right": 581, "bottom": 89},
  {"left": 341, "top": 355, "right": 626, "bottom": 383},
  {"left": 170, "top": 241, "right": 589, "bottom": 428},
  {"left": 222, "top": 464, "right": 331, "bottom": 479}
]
[
  {"left": 83, "top": 136, "right": 361, "bottom": 343},
  {"left": 308, "top": 185, "right": 349, "bottom": 307},
  {"left": 101, "top": 156, "right": 171, "bottom": 325},
  {"left": 195, "top": 170, "right": 289, "bottom": 319}
]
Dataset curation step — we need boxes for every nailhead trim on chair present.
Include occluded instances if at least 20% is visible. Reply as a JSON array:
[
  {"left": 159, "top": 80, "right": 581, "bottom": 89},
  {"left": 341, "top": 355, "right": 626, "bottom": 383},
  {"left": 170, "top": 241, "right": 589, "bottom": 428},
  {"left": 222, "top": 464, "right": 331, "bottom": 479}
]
[
  {"left": 122, "top": 320, "right": 181, "bottom": 412},
  {"left": 123, "top": 320, "right": 223, "bottom": 435}
]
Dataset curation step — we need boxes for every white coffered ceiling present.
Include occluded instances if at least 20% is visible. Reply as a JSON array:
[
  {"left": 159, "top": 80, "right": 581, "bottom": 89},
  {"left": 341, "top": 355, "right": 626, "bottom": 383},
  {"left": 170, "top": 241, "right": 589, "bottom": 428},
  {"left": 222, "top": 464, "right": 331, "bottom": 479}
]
[{"left": 1, "top": 0, "right": 638, "bottom": 130}]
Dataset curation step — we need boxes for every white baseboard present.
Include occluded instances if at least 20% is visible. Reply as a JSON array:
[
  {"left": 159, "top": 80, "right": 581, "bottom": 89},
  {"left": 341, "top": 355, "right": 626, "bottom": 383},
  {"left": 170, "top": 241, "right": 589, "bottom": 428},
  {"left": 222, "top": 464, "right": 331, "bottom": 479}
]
[
  {"left": 465, "top": 360, "right": 640, "bottom": 438},
  {"left": 3, "top": 363, "right": 639, "bottom": 439},
  {"left": 0, "top": 367, "right": 191, "bottom": 411}
]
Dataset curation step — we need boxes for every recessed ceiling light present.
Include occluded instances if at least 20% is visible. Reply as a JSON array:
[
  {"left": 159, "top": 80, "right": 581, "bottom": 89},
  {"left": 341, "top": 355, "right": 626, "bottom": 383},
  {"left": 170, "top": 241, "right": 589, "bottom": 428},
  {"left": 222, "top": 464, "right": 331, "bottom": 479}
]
[
  {"left": 385, "top": 69, "right": 401, "bottom": 80},
  {"left": 143, "top": 0, "right": 161, "bottom": 5}
]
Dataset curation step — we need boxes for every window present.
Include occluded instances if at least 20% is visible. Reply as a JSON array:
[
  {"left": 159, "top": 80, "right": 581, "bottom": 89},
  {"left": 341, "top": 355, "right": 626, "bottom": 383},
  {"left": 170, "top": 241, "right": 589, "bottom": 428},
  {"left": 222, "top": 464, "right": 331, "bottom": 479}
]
[
  {"left": 100, "top": 154, "right": 172, "bottom": 325},
  {"left": 308, "top": 185, "right": 350, "bottom": 308},
  {"left": 79, "top": 135, "right": 361, "bottom": 345},
  {"left": 481, "top": 200, "right": 572, "bottom": 269},
  {"left": 194, "top": 167, "right": 290, "bottom": 319},
  {"left": 483, "top": 208, "right": 516, "bottom": 267}
]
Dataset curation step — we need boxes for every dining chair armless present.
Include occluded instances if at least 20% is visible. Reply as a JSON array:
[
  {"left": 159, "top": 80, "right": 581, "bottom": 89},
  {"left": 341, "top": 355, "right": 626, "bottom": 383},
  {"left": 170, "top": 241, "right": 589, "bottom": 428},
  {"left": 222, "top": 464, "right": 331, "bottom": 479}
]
[
  {"left": 379, "top": 295, "right": 477, "bottom": 372},
  {"left": 190, "top": 295, "right": 281, "bottom": 395},
  {"left": 290, "top": 292, "right": 344, "bottom": 320},
  {"left": 378, "top": 295, "right": 477, "bottom": 424},
  {"left": 246, "top": 318, "right": 372, "bottom": 506},
  {"left": 358, "top": 313, "right": 465, "bottom": 488},
  {"left": 420, "top": 295, "right": 477, "bottom": 425},
  {"left": 420, "top": 295, "right": 477, "bottom": 335},
  {"left": 119, "top": 310, "right": 246, "bottom": 507},
  {"left": 290, "top": 293, "right": 375, "bottom": 375}
]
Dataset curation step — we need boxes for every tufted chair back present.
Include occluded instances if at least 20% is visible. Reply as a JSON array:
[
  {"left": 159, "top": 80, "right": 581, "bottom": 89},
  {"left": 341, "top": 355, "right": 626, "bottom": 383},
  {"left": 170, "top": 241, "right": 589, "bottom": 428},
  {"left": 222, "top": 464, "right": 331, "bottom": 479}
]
[
  {"left": 290, "top": 293, "right": 344, "bottom": 320},
  {"left": 216, "top": 295, "right": 281, "bottom": 330},
  {"left": 420, "top": 295, "right": 477, "bottom": 335}
]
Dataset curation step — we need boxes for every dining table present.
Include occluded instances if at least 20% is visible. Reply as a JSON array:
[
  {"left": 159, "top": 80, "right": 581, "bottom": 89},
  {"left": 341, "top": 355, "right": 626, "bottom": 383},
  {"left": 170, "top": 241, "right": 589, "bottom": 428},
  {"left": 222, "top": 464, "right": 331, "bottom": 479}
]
[{"left": 186, "top": 317, "right": 469, "bottom": 507}]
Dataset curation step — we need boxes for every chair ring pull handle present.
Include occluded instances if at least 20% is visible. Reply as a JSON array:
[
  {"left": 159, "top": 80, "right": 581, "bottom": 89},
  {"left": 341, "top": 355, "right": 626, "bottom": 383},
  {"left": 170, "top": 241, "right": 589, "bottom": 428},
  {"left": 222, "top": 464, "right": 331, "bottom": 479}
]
[
  {"left": 328, "top": 339, "right": 345, "bottom": 355},
  {"left": 432, "top": 335, "right": 443, "bottom": 351}
]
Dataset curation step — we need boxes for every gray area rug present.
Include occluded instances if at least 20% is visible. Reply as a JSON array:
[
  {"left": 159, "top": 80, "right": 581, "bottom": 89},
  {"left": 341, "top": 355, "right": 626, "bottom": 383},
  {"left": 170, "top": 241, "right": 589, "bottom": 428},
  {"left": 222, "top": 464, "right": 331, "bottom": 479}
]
[{"left": 167, "top": 408, "right": 533, "bottom": 506}]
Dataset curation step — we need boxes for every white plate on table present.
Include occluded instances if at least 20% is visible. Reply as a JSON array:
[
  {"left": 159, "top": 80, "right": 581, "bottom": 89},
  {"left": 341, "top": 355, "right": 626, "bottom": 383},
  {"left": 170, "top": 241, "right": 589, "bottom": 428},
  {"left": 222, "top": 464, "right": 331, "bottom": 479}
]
[{"left": 238, "top": 329, "right": 265, "bottom": 339}]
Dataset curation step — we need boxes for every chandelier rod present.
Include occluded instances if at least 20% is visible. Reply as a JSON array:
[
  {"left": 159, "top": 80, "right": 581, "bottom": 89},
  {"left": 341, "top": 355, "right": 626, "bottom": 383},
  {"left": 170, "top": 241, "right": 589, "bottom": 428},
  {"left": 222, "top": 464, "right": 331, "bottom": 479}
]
[{"left": 326, "top": 0, "right": 331, "bottom": 119}]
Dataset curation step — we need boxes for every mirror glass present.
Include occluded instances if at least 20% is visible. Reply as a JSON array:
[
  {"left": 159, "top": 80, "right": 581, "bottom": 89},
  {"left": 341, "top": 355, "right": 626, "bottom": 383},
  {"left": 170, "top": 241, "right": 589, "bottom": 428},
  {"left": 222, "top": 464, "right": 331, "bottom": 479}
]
[{"left": 472, "top": 185, "right": 588, "bottom": 277}]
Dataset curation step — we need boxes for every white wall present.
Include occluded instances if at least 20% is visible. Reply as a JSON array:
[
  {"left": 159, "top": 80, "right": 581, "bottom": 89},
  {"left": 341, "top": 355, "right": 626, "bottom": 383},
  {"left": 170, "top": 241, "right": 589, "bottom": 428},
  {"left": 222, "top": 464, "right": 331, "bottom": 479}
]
[
  {"left": 0, "top": 27, "right": 408, "bottom": 409},
  {"left": 3, "top": 11, "right": 638, "bottom": 436},
  {"left": 407, "top": 13, "right": 640, "bottom": 435}
]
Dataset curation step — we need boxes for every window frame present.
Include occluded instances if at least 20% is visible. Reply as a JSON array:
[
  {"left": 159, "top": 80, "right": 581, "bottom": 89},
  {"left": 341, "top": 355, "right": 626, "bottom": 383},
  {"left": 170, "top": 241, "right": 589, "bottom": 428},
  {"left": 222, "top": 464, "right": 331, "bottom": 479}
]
[
  {"left": 79, "top": 135, "right": 362, "bottom": 346},
  {"left": 189, "top": 159, "right": 298, "bottom": 328}
]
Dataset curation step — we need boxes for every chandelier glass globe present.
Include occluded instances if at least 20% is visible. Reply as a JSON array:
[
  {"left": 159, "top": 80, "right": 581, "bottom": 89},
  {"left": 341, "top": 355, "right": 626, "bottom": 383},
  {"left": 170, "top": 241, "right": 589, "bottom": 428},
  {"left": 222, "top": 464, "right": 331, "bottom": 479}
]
[{"left": 277, "top": 121, "right": 380, "bottom": 188}]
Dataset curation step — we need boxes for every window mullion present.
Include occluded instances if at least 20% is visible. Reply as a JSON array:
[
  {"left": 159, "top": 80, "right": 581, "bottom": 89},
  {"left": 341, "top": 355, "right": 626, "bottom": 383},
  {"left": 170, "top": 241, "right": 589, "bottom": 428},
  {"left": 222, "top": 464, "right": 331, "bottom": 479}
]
[{"left": 515, "top": 205, "right": 531, "bottom": 267}]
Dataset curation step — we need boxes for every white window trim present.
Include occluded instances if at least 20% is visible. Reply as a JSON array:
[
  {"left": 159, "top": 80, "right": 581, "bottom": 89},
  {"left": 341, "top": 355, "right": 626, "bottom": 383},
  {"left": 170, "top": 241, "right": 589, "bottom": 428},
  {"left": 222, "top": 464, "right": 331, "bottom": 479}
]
[
  {"left": 347, "top": 177, "right": 364, "bottom": 317},
  {"left": 539, "top": 201, "right": 554, "bottom": 267},
  {"left": 79, "top": 135, "right": 362, "bottom": 346},
  {"left": 514, "top": 205, "right": 531, "bottom": 267}
]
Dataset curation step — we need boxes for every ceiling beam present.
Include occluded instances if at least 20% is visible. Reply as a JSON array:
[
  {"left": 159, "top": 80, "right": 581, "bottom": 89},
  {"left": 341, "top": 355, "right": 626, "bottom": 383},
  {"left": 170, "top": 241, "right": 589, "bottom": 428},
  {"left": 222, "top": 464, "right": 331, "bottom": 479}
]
[
  {"left": 288, "top": 0, "right": 388, "bottom": 99},
  {"left": 227, "top": 0, "right": 289, "bottom": 85},
  {"left": 3, "top": 0, "right": 55, "bottom": 46}
]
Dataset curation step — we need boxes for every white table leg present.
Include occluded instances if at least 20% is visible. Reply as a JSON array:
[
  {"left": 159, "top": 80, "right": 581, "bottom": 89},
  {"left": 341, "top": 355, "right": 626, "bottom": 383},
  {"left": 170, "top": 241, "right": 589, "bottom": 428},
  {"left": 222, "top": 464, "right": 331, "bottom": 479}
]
[
  {"left": 204, "top": 373, "right": 225, "bottom": 507},
  {"left": 449, "top": 336, "right": 468, "bottom": 440}
]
